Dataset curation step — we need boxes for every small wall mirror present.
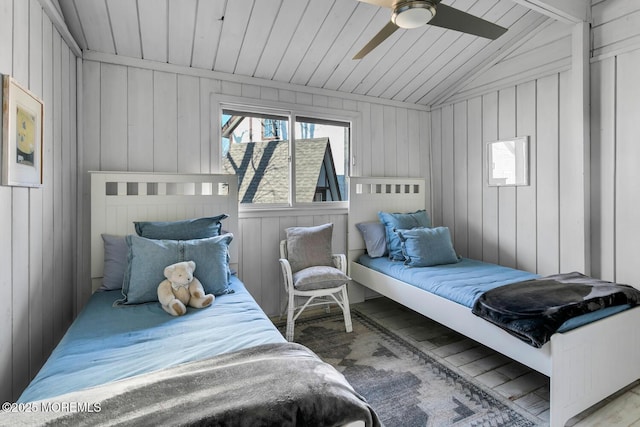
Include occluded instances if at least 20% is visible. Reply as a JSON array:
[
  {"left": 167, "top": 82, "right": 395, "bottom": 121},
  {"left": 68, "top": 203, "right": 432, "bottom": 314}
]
[{"left": 487, "top": 136, "right": 529, "bottom": 187}]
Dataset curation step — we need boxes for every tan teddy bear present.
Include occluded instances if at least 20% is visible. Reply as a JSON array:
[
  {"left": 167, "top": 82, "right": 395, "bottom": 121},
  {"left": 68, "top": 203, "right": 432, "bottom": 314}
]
[{"left": 157, "top": 260, "right": 214, "bottom": 316}]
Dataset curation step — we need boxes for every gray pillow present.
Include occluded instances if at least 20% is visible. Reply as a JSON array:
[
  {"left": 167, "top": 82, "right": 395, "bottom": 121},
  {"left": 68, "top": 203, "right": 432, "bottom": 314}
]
[
  {"left": 292, "top": 266, "right": 350, "bottom": 291},
  {"left": 356, "top": 222, "right": 387, "bottom": 258},
  {"left": 285, "top": 223, "right": 334, "bottom": 273},
  {"left": 99, "top": 234, "right": 128, "bottom": 291},
  {"left": 134, "top": 214, "right": 228, "bottom": 240}
]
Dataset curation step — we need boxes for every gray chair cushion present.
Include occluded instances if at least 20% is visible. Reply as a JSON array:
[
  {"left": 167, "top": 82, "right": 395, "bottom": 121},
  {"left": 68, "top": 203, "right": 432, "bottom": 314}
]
[
  {"left": 285, "top": 223, "right": 334, "bottom": 273},
  {"left": 292, "top": 266, "right": 350, "bottom": 291}
]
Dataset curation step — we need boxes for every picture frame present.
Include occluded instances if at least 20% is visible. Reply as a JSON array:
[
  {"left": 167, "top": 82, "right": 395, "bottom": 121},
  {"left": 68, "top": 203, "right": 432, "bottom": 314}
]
[
  {"left": 1, "top": 74, "right": 44, "bottom": 187},
  {"left": 486, "top": 136, "right": 529, "bottom": 187}
]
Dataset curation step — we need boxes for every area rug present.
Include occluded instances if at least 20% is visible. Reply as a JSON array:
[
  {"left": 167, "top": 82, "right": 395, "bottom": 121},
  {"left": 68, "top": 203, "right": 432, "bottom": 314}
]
[{"left": 279, "top": 310, "right": 541, "bottom": 427}]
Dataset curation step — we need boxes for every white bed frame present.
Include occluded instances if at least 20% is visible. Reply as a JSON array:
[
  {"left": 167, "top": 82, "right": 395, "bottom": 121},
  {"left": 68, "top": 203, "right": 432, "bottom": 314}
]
[
  {"left": 347, "top": 176, "right": 640, "bottom": 427},
  {"left": 90, "top": 171, "right": 239, "bottom": 293},
  {"left": 88, "top": 171, "right": 367, "bottom": 427}
]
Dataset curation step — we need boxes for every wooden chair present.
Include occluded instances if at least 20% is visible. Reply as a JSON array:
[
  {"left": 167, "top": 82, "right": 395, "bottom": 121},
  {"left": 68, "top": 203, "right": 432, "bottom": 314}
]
[{"left": 279, "top": 239, "right": 353, "bottom": 342}]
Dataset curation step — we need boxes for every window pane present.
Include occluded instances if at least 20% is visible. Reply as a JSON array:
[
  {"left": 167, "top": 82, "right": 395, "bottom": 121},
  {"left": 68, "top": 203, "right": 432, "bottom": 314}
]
[
  {"left": 221, "top": 109, "right": 290, "bottom": 204},
  {"left": 294, "top": 118, "right": 349, "bottom": 203}
]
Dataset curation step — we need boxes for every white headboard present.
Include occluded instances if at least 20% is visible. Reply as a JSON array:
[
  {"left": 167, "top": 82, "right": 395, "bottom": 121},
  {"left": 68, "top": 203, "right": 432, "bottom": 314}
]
[
  {"left": 90, "top": 172, "right": 239, "bottom": 292},
  {"left": 348, "top": 176, "right": 426, "bottom": 264}
]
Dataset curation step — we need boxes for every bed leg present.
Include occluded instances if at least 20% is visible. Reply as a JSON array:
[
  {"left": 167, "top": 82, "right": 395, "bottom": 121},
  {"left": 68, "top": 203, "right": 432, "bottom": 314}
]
[
  {"left": 342, "top": 286, "right": 353, "bottom": 333},
  {"left": 286, "top": 306, "right": 295, "bottom": 342},
  {"left": 549, "top": 405, "right": 569, "bottom": 427}
]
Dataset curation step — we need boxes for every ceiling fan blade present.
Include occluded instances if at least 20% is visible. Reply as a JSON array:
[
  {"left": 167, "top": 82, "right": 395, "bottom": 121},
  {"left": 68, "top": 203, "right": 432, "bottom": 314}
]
[
  {"left": 429, "top": 4, "right": 507, "bottom": 40},
  {"left": 353, "top": 21, "right": 399, "bottom": 59},
  {"left": 355, "top": 0, "right": 397, "bottom": 9}
]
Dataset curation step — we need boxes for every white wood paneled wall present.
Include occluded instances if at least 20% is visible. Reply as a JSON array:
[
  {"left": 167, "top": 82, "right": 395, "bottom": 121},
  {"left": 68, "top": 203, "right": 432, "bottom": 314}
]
[
  {"left": 591, "top": 0, "right": 640, "bottom": 61},
  {"left": 0, "top": 0, "right": 78, "bottom": 403},
  {"left": 430, "top": 20, "right": 573, "bottom": 277},
  {"left": 433, "top": 0, "right": 640, "bottom": 290},
  {"left": 444, "top": 19, "right": 572, "bottom": 105},
  {"left": 432, "top": 71, "right": 577, "bottom": 276},
  {"left": 80, "top": 55, "right": 431, "bottom": 317},
  {"left": 590, "top": 0, "right": 640, "bottom": 286}
]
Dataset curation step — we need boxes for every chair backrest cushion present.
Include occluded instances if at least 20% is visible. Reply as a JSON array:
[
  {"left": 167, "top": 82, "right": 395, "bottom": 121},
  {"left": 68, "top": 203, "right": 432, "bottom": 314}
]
[{"left": 285, "top": 223, "right": 334, "bottom": 273}]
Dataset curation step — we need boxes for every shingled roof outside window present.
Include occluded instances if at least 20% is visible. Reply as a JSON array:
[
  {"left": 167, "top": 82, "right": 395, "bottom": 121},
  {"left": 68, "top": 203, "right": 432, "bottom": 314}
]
[{"left": 223, "top": 138, "right": 342, "bottom": 204}]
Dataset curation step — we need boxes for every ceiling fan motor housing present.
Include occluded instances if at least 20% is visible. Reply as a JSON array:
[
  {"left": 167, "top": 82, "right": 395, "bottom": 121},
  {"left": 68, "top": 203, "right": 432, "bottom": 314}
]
[{"left": 392, "top": 1, "right": 437, "bottom": 29}]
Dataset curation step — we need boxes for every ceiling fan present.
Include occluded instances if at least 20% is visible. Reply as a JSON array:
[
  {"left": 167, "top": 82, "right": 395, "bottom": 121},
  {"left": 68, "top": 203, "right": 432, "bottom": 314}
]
[{"left": 353, "top": 0, "right": 508, "bottom": 59}]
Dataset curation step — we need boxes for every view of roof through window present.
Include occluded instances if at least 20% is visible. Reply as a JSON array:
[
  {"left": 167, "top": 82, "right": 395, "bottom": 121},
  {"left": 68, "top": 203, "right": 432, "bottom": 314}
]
[{"left": 222, "top": 109, "right": 349, "bottom": 205}]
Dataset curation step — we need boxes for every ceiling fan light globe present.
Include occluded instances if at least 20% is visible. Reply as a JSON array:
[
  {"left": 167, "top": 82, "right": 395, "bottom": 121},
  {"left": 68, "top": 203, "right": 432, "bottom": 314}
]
[{"left": 392, "top": 2, "right": 436, "bottom": 29}]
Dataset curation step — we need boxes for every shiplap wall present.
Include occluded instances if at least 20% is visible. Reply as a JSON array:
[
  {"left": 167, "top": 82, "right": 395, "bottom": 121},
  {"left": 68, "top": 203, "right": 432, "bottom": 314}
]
[
  {"left": 431, "top": 72, "right": 573, "bottom": 276},
  {"left": 0, "top": 0, "right": 78, "bottom": 403},
  {"left": 445, "top": 19, "right": 572, "bottom": 105},
  {"left": 591, "top": 0, "right": 640, "bottom": 60},
  {"left": 80, "top": 54, "right": 430, "bottom": 316},
  {"left": 432, "top": 0, "right": 640, "bottom": 289},
  {"left": 590, "top": 0, "right": 640, "bottom": 286},
  {"left": 431, "top": 19, "right": 578, "bottom": 276}
]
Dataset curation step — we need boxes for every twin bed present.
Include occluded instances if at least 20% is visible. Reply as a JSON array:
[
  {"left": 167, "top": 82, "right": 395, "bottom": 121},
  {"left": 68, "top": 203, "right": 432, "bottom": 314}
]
[
  {"left": 347, "top": 176, "right": 640, "bottom": 427},
  {"left": 9, "top": 172, "right": 379, "bottom": 426}
]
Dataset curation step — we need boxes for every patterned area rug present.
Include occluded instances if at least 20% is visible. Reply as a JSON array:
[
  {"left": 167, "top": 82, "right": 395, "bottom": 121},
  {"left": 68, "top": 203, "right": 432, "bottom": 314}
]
[{"left": 280, "top": 310, "right": 541, "bottom": 427}]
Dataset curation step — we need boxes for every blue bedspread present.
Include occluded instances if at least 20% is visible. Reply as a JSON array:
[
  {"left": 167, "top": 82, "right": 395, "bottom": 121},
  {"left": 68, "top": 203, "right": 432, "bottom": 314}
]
[
  {"left": 357, "top": 255, "right": 631, "bottom": 338},
  {"left": 358, "top": 255, "right": 538, "bottom": 307},
  {"left": 18, "top": 276, "right": 285, "bottom": 403}
]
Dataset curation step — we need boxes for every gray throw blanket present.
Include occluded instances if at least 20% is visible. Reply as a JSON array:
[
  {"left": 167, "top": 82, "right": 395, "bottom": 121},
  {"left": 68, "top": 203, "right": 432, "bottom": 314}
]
[
  {"left": 5, "top": 342, "right": 380, "bottom": 427},
  {"left": 472, "top": 272, "right": 640, "bottom": 348}
]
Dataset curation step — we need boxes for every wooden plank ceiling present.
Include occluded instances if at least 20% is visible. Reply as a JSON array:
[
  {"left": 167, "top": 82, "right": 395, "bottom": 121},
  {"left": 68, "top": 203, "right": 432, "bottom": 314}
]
[{"left": 57, "top": 0, "right": 547, "bottom": 106}]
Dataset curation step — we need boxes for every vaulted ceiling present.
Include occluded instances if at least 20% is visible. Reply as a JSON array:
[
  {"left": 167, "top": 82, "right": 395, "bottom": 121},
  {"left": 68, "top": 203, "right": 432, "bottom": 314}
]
[{"left": 56, "top": 0, "right": 561, "bottom": 106}]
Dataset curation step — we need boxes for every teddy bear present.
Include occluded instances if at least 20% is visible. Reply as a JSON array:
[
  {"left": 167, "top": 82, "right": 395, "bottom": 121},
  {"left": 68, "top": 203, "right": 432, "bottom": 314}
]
[{"left": 157, "top": 260, "right": 214, "bottom": 316}]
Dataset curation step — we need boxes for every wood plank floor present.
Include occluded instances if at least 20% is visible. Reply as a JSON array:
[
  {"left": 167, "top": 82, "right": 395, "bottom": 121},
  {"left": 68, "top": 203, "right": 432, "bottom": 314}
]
[{"left": 309, "top": 296, "right": 640, "bottom": 426}]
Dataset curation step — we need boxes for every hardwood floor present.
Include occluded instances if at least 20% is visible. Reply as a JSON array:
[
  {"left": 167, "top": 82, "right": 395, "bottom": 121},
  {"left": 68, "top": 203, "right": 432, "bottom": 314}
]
[{"left": 346, "top": 296, "right": 640, "bottom": 427}]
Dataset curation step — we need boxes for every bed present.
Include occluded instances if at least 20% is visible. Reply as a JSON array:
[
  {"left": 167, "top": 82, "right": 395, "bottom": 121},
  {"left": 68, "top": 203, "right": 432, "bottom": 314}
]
[
  {"left": 347, "top": 176, "right": 640, "bottom": 427},
  {"left": 7, "top": 172, "right": 379, "bottom": 426}
]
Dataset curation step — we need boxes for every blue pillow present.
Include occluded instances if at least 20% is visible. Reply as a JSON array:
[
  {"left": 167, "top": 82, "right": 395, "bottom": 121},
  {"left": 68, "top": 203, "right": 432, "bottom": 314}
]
[
  {"left": 396, "top": 227, "right": 459, "bottom": 267},
  {"left": 118, "top": 234, "right": 233, "bottom": 305},
  {"left": 134, "top": 214, "right": 228, "bottom": 240},
  {"left": 355, "top": 222, "right": 387, "bottom": 258},
  {"left": 378, "top": 210, "right": 431, "bottom": 261}
]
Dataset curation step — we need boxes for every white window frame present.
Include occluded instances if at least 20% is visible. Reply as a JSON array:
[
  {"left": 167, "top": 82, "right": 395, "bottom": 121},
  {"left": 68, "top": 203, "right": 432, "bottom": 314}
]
[{"left": 212, "top": 93, "right": 359, "bottom": 213}]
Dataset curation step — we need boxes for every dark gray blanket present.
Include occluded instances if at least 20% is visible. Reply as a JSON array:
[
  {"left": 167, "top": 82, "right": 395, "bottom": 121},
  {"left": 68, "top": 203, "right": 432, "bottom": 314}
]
[
  {"left": 5, "top": 342, "right": 380, "bottom": 427},
  {"left": 472, "top": 272, "right": 640, "bottom": 348}
]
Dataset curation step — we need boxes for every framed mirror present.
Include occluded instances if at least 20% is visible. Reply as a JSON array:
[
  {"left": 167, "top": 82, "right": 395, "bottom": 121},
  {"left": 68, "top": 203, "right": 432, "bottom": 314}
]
[{"left": 487, "top": 136, "right": 529, "bottom": 187}]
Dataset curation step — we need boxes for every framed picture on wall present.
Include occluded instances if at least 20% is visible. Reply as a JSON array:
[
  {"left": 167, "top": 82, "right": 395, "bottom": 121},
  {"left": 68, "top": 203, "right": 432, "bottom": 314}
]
[
  {"left": 1, "top": 74, "right": 44, "bottom": 187},
  {"left": 486, "top": 136, "right": 529, "bottom": 187}
]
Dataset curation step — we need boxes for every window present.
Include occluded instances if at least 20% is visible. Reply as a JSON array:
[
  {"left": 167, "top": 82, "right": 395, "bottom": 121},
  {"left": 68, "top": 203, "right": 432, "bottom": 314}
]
[
  {"left": 221, "top": 107, "right": 350, "bottom": 207},
  {"left": 294, "top": 116, "right": 349, "bottom": 203}
]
